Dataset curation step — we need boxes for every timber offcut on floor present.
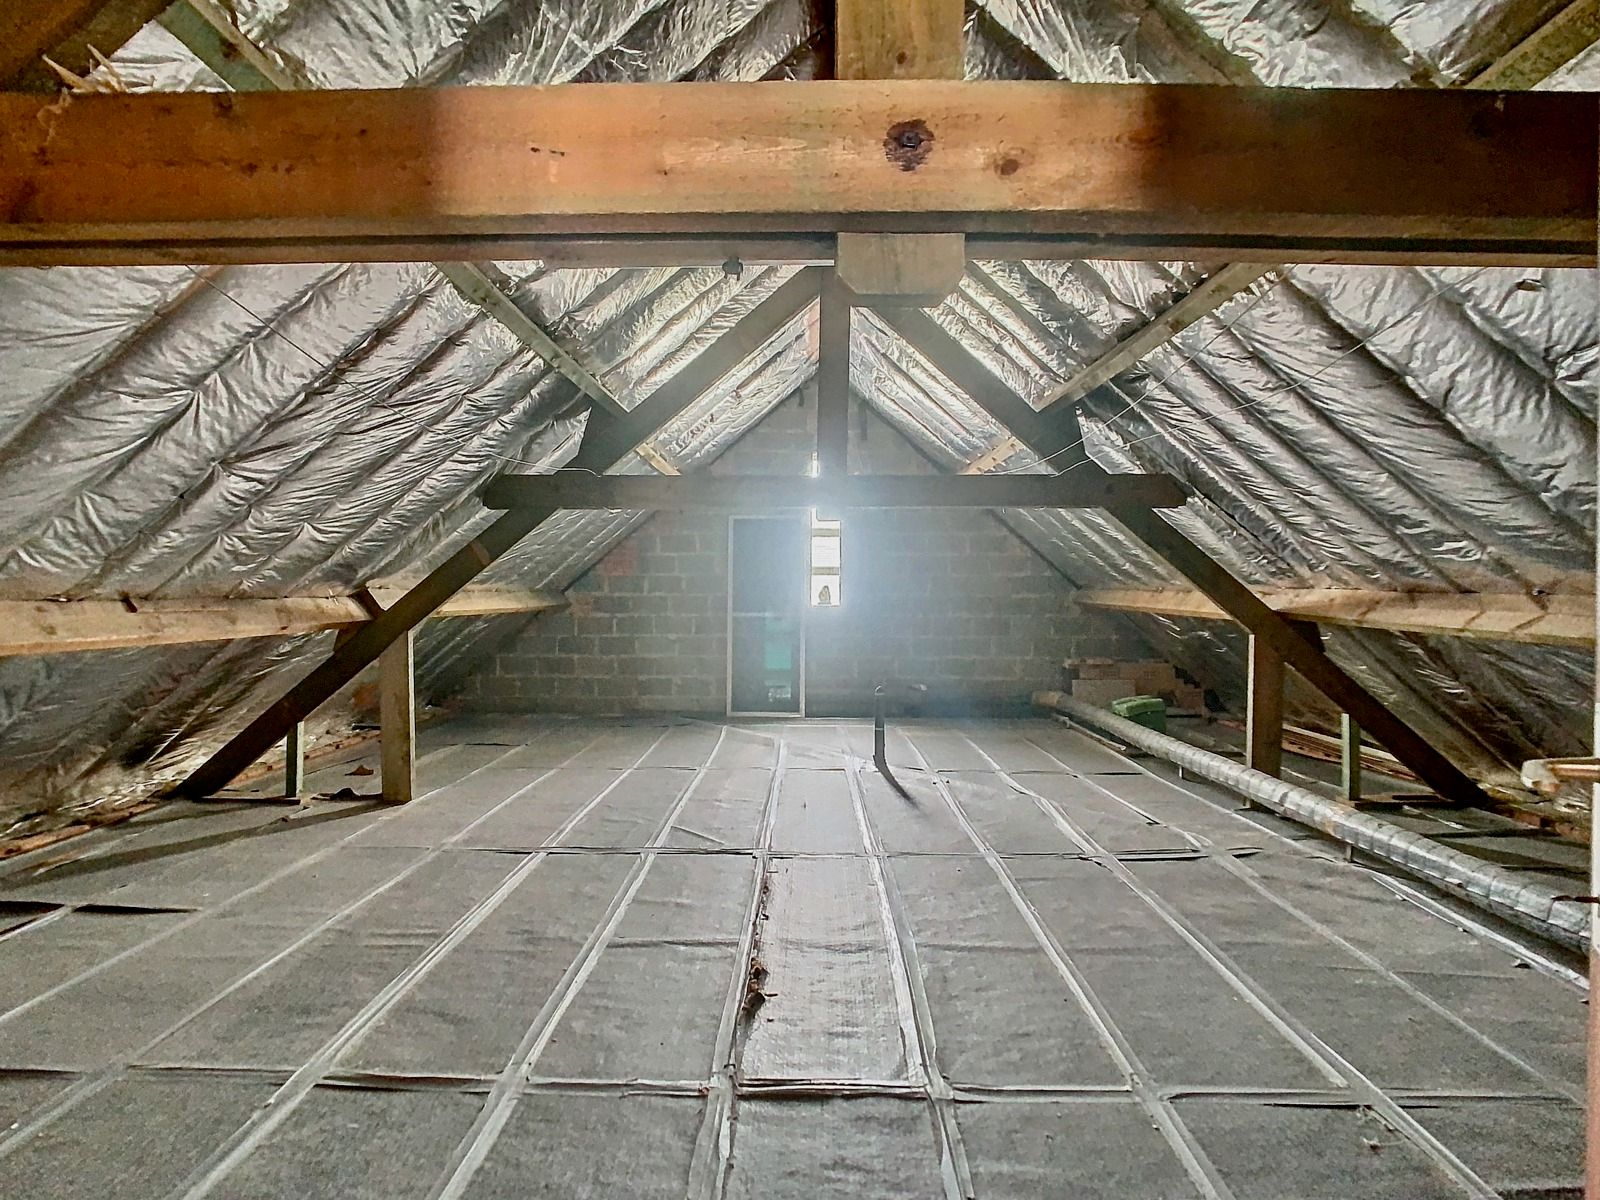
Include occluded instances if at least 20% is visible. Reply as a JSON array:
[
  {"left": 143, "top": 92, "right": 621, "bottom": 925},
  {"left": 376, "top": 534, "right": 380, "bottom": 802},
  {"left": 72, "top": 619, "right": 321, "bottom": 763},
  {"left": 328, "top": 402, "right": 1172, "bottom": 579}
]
[{"left": 0, "top": 716, "right": 1585, "bottom": 1199}]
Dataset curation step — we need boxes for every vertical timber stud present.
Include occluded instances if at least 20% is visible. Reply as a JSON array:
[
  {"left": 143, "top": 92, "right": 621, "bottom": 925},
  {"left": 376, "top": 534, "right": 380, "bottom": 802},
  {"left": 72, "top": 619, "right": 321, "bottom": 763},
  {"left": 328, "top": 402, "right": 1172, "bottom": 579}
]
[
  {"left": 816, "top": 272, "right": 852, "bottom": 478},
  {"left": 380, "top": 630, "right": 415, "bottom": 803},
  {"left": 284, "top": 721, "right": 305, "bottom": 799},
  {"left": 833, "top": 0, "right": 966, "bottom": 309},
  {"left": 1340, "top": 713, "right": 1362, "bottom": 802},
  {"left": 1590, "top": 193, "right": 1600, "bottom": 1200},
  {"left": 1246, "top": 634, "right": 1284, "bottom": 779}
]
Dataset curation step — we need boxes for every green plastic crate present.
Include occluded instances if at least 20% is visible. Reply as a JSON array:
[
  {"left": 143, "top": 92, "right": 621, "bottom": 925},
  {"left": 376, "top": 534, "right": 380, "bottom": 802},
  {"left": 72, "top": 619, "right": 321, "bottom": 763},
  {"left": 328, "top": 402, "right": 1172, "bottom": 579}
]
[{"left": 1110, "top": 694, "right": 1167, "bottom": 733}]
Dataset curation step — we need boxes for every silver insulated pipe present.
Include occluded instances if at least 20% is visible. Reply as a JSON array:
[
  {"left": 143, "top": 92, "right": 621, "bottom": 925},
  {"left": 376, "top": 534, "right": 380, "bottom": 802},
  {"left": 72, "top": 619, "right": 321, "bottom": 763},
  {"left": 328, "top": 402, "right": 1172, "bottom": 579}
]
[{"left": 1034, "top": 691, "right": 1589, "bottom": 952}]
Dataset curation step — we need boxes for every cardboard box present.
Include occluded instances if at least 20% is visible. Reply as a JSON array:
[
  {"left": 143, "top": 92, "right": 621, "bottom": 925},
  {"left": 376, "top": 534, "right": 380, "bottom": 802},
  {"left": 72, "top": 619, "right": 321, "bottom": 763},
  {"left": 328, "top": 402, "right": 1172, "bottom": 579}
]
[
  {"left": 1070, "top": 677, "right": 1140, "bottom": 707},
  {"left": 1066, "top": 658, "right": 1124, "bottom": 681}
]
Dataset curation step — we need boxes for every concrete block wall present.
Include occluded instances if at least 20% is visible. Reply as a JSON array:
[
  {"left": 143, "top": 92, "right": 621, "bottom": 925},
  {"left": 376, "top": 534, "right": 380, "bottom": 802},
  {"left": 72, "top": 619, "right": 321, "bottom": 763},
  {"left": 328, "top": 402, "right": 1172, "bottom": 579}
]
[{"left": 459, "top": 393, "right": 1148, "bottom": 715}]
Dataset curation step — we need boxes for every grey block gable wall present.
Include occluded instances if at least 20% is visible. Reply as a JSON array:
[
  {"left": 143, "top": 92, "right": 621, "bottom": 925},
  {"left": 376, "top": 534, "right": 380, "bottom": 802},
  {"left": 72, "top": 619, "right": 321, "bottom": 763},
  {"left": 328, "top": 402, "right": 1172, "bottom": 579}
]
[{"left": 458, "top": 393, "right": 1149, "bottom": 716}]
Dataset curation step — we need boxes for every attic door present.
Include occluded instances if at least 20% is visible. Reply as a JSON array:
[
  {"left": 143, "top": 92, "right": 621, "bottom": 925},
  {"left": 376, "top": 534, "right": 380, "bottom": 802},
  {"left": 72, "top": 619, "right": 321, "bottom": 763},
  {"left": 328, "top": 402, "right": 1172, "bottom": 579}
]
[{"left": 727, "top": 515, "right": 805, "bottom": 716}]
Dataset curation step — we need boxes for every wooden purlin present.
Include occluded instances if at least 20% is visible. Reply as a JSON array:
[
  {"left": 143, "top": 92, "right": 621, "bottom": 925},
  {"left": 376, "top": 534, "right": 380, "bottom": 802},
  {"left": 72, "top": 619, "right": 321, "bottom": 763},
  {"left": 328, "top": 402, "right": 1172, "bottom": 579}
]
[
  {"left": 0, "top": 587, "right": 567, "bottom": 658},
  {"left": 1073, "top": 586, "right": 1596, "bottom": 648}
]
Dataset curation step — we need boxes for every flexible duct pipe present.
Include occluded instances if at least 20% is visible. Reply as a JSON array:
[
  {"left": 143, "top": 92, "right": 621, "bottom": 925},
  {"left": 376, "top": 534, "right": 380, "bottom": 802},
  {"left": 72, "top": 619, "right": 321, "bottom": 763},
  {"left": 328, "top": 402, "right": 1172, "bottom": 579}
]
[{"left": 1034, "top": 691, "right": 1589, "bottom": 952}]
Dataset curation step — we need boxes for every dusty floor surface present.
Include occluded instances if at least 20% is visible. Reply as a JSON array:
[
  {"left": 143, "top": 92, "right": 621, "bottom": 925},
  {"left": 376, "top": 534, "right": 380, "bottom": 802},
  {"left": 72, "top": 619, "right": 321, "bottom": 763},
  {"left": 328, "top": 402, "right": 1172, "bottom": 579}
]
[{"left": 0, "top": 716, "right": 1585, "bottom": 1198}]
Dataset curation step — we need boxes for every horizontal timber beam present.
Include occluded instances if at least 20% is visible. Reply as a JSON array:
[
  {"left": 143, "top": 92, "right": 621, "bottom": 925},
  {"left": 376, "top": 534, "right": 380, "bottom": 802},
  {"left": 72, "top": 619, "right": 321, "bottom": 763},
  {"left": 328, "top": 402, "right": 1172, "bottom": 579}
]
[
  {"left": 481, "top": 471, "right": 1188, "bottom": 512},
  {"left": 1075, "top": 586, "right": 1594, "bottom": 648},
  {"left": 0, "top": 82, "right": 1592, "bottom": 267},
  {"left": 0, "top": 586, "right": 567, "bottom": 658}
]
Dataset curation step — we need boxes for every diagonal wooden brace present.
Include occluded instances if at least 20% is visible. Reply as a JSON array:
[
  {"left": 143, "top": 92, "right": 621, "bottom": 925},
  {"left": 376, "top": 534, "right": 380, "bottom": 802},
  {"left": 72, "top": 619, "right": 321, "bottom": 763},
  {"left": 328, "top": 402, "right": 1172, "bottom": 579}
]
[
  {"left": 1110, "top": 505, "right": 1491, "bottom": 806},
  {"left": 178, "top": 267, "right": 823, "bottom": 796}
]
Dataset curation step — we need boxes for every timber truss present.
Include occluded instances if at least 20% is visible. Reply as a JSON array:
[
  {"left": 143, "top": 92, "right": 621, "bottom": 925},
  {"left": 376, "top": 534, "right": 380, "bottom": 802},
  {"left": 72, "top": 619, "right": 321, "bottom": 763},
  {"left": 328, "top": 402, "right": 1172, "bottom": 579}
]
[{"left": 2, "top": 0, "right": 1593, "bottom": 810}]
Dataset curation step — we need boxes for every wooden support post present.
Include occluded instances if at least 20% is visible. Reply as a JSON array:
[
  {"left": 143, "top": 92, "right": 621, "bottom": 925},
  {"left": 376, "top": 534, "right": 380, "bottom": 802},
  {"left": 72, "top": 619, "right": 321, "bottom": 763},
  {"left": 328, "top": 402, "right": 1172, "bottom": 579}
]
[
  {"left": 380, "top": 631, "right": 415, "bottom": 804},
  {"left": 816, "top": 273, "right": 852, "bottom": 478},
  {"left": 1110, "top": 506, "right": 1491, "bottom": 807},
  {"left": 1340, "top": 713, "right": 1362, "bottom": 802},
  {"left": 833, "top": 0, "right": 966, "bottom": 307},
  {"left": 1246, "top": 634, "right": 1284, "bottom": 778},
  {"left": 284, "top": 722, "right": 305, "bottom": 799},
  {"left": 177, "top": 268, "right": 823, "bottom": 797}
]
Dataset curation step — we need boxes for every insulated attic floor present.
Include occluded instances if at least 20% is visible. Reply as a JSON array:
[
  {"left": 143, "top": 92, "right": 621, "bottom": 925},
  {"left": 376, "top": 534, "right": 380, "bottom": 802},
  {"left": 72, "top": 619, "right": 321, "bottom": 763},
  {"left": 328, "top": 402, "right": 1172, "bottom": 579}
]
[{"left": 0, "top": 717, "right": 1585, "bottom": 1199}]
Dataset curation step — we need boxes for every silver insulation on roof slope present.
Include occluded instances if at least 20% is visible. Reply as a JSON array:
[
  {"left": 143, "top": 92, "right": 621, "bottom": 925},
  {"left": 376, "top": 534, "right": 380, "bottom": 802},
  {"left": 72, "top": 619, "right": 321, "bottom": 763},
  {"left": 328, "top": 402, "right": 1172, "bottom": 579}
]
[{"left": 0, "top": 0, "right": 1593, "bottom": 831}]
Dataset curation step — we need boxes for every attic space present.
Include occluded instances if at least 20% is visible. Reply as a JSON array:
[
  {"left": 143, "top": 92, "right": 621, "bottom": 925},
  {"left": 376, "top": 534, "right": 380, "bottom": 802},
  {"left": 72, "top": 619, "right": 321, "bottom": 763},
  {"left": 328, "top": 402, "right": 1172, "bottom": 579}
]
[{"left": 0, "top": 0, "right": 1596, "bottom": 1197}]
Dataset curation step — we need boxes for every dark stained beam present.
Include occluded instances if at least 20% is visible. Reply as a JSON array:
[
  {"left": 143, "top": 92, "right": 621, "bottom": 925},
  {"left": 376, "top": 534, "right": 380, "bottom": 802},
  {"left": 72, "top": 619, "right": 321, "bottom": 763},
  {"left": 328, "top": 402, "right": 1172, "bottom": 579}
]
[
  {"left": 1, "top": 82, "right": 1592, "bottom": 267},
  {"left": 816, "top": 273, "right": 852, "bottom": 477},
  {"left": 1110, "top": 504, "right": 1491, "bottom": 805},
  {"left": 178, "top": 267, "right": 824, "bottom": 797},
  {"left": 480, "top": 471, "right": 1188, "bottom": 512},
  {"left": 932, "top": 338, "right": 1495, "bottom": 804},
  {"left": 1, "top": 0, "right": 168, "bottom": 90}
]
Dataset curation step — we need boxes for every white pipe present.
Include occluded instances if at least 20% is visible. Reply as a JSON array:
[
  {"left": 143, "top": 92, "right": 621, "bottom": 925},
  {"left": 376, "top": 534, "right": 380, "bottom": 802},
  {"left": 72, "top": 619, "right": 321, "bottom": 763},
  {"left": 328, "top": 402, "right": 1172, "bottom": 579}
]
[{"left": 1035, "top": 691, "right": 1589, "bottom": 951}]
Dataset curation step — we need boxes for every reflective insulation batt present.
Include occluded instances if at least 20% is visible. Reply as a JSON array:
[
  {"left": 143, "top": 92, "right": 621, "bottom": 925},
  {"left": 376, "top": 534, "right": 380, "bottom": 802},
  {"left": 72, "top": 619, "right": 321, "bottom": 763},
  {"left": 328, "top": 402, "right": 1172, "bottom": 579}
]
[{"left": 0, "top": 0, "right": 1594, "bottom": 836}]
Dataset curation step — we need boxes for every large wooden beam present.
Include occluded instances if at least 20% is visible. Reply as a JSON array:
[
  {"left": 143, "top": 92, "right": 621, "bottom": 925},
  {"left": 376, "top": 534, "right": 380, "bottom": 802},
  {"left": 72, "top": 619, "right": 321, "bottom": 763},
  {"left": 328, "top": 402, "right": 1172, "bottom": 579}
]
[
  {"left": 1, "top": 0, "right": 169, "bottom": 90},
  {"left": 177, "top": 267, "right": 824, "bottom": 797},
  {"left": 1, "top": 82, "right": 1591, "bottom": 267},
  {"left": 1109, "top": 505, "right": 1491, "bottom": 805},
  {"left": 480, "top": 471, "right": 1188, "bottom": 512},
  {"left": 0, "top": 586, "right": 567, "bottom": 658},
  {"left": 1074, "top": 585, "right": 1594, "bottom": 648}
]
